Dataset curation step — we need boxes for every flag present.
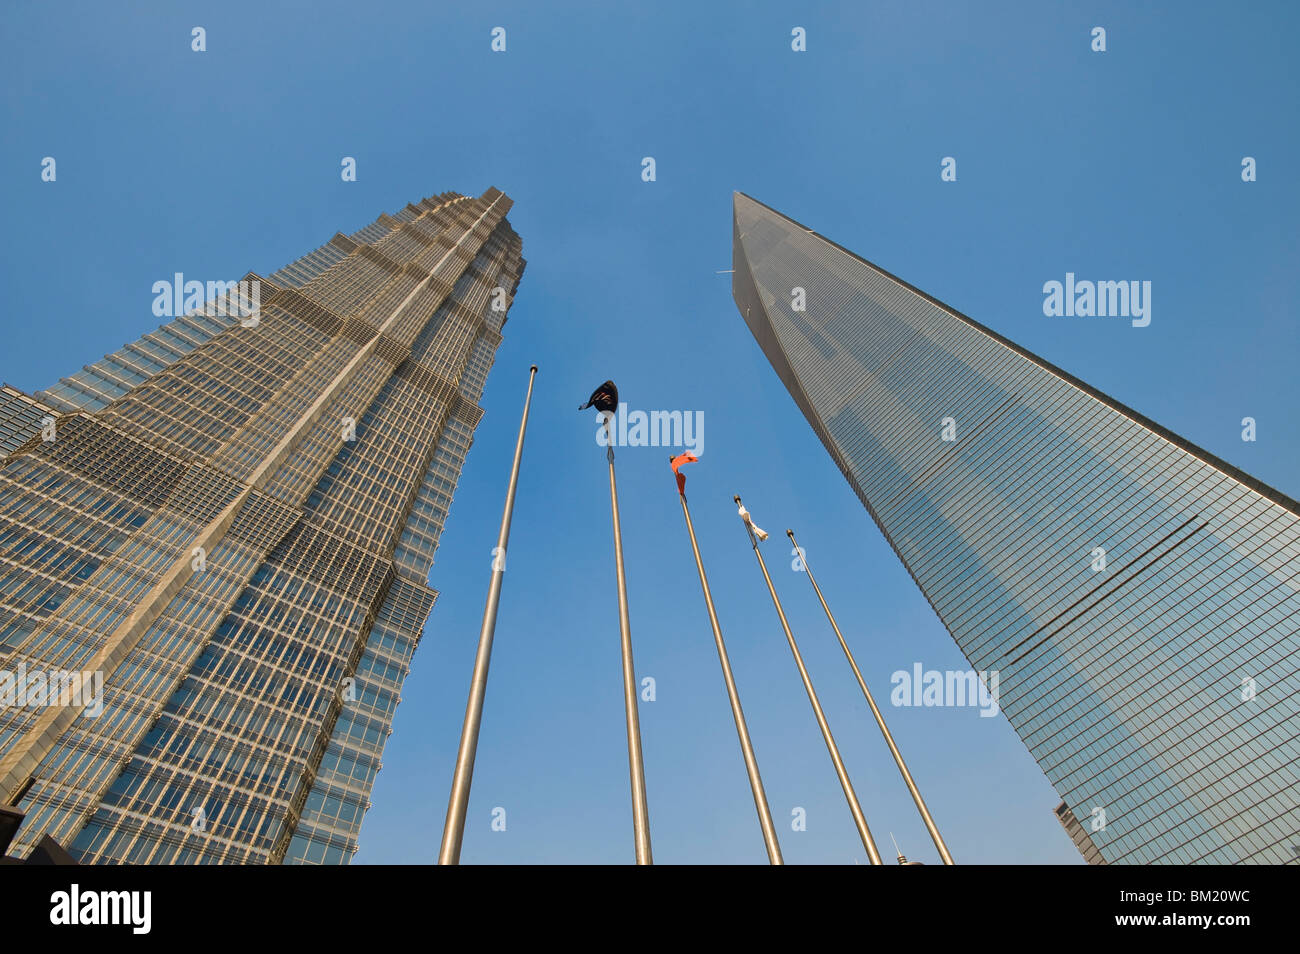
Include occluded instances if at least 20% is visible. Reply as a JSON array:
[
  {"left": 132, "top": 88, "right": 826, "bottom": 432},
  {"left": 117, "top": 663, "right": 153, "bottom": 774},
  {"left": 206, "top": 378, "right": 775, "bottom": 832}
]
[
  {"left": 737, "top": 502, "right": 769, "bottom": 542},
  {"left": 670, "top": 452, "right": 698, "bottom": 495},
  {"left": 578, "top": 380, "right": 619, "bottom": 414}
]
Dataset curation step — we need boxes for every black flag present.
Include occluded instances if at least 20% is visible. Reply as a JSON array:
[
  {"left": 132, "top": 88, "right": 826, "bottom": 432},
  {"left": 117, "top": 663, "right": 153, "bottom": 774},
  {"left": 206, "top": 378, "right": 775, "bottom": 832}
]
[{"left": 578, "top": 380, "right": 619, "bottom": 413}]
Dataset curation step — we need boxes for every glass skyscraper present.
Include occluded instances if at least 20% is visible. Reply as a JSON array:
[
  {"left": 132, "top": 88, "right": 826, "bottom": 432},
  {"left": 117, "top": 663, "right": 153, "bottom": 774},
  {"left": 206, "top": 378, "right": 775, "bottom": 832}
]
[
  {"left": 0, "top": 188, "right": 524, "bottom": 864},
  {"left": 732, "top": 191, "right": 1298, "bottom": 864}
]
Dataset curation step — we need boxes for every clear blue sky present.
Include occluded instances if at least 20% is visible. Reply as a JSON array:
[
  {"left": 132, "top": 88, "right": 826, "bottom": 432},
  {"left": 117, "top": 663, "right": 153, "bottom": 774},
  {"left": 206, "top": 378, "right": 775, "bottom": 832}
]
[{"left": 2, "top": 1, "right": 1296, "bottom": 864}]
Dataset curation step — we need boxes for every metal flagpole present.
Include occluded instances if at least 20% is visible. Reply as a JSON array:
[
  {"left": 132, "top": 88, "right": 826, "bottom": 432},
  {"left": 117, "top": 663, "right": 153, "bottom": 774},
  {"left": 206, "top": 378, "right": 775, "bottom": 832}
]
[
  {"left": 735, "top": 495, "right": 883, "bottom": 865},
  {"left": 438, "top": 364, "right": 538, "bottom": 865},
  {"left": 787, "top": 529, "right": 955, "bottom": 865},
  {"left": 675, "top": 468, "right": 783, "bottom": 864},
  {"left": 608, "top": 414, "right": 652, "bottom": 864}
]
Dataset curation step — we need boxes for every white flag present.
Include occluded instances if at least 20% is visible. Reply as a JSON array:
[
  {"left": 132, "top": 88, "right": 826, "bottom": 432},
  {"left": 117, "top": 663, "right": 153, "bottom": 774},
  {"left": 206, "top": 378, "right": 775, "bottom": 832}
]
[{"left": 737, "top": 503, "right": 769, "bottom": 542}]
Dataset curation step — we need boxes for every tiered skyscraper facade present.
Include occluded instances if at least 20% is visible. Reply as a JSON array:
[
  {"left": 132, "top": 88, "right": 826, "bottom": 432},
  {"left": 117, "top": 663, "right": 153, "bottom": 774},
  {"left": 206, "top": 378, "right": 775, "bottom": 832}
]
[
  {"left": 732, "top": 191, "right": 1298, "bottom": 864},
  {"left": 0, "top": 188, "right": 524, "bottom": 864}
]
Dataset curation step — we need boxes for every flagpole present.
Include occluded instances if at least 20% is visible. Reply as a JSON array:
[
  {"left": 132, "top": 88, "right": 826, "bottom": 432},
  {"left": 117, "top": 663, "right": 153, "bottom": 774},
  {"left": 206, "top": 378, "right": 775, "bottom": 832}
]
[
  {"left": 438, "top": 364, "right": 537, "bottom": 865},
  {"left": 787, "top": 529, "right": 955, "bottom": 865},
  {"left": 607, "top": 415, "right": 652, "bottom": 864},
  {"left": 735, "top": 495, "right": 883, "bottom": 865},
  {"left": 675, "top": 468, "right": 783, "bottom": 864}
]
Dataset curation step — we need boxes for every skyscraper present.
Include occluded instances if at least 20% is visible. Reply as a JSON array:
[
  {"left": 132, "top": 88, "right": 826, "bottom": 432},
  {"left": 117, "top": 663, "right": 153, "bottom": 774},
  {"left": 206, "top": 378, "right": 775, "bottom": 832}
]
[
  {"left": 0, "top": 188, "right": 525, "bottom": 864},
  {"left": 732, "top": 191, "right": 1299, "bottom": 864}
]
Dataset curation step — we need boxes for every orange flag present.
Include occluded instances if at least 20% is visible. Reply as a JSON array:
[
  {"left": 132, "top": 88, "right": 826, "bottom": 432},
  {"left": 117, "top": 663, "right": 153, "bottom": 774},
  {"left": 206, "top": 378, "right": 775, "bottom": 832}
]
[{"left": 670, "top": 452, "right": 699, "bottom": 495}]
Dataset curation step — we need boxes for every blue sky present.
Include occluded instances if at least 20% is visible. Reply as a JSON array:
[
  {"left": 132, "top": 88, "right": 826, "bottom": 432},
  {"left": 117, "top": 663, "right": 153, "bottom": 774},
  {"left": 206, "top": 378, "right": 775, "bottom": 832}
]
[{"left": 2, "top": 1, "right": 1296, "bottom": 864}]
